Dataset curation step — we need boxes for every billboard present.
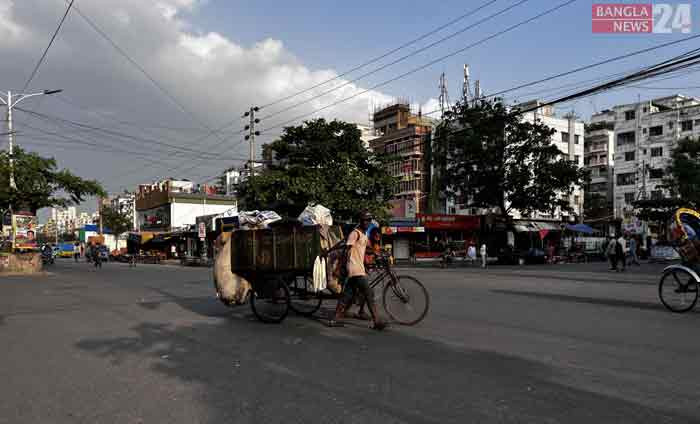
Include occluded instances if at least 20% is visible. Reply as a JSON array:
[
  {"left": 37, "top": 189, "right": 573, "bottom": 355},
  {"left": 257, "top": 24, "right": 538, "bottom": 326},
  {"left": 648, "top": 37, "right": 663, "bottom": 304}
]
[
  {"left": 13, "top": 214, "right": 38, "bottom": 249},
  {"left": 139, "top": 205, "right": 170, "bottom": 231}
]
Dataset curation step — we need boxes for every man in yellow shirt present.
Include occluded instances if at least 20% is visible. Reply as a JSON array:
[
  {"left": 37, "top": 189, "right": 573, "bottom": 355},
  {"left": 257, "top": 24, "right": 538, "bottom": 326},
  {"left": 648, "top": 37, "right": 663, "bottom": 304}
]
[{"left": 328, "top": 211, "right": 386, "bottom": 330}]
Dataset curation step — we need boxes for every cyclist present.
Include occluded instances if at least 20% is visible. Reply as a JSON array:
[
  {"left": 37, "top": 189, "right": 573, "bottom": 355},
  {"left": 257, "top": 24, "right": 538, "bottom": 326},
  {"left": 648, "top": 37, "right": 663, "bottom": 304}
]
[{"left": 328, "top": 211, "right": 386, "bottom": 330}]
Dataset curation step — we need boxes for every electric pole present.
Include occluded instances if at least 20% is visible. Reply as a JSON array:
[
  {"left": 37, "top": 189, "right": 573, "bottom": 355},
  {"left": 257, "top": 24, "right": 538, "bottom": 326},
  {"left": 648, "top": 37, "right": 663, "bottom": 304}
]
[{"left": 244, "top": 106, "right": 260, "bottom": 177}]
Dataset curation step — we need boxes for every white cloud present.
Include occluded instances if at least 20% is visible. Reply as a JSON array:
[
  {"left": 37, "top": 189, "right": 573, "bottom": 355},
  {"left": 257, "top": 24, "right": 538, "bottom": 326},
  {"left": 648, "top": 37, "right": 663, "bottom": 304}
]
[{"left": 0, "top": 0, "right": 396, "bottom": 192}]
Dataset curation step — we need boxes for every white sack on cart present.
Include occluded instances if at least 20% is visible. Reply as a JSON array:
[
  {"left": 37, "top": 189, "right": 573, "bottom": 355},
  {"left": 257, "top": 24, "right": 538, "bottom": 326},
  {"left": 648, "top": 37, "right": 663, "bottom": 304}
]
[
  {"left": 312, "top": 256, "right": 327, "bottom": 292},
  {"left": 213, "top": 232, "right": 250, "bottom": 304},
  {"left": 238, "top": 210, "right": 282, "bottom": 229},
  {"left": 298, "top": 205, "right": 333, "bottom": 226}
]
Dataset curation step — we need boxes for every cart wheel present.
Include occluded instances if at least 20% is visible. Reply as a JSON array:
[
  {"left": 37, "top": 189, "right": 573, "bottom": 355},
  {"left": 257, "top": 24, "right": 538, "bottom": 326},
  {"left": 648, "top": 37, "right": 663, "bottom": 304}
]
[
  {"left": 250, "top": 278, "right": 290, "bottom": 323},
  {"left": 383, "top": 275, "right": 430, "bottom": 326},
  {"left": 289, "top": 276, "right": 323, "bottom": 316}
]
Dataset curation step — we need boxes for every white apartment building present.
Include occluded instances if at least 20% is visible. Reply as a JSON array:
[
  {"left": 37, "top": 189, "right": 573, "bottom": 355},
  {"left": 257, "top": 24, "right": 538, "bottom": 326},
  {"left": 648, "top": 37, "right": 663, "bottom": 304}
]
[
  {"left": 584, "top": 110, "right": 616, "bottom": 215},
  {"left": 516, "top": 100, "right": 586, "bottom": 221},
  {"left": 612, "top": 95, "right": 700, "bottom": 221},
  {"left": 110, "top": 192, "right": 137, "bottom": 232},
  {"left": 50, "top": 206, "right": 77, "bottom": 232}
]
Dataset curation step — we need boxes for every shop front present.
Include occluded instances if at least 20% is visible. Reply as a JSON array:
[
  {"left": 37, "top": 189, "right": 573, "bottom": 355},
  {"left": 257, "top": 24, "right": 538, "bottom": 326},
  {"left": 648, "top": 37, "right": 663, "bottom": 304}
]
[
  {"left": 414, "top": 214, "right": 482, "bottom": 259},
  {"left": 381, "top": 220, "right": 425, "bottom": 261}
]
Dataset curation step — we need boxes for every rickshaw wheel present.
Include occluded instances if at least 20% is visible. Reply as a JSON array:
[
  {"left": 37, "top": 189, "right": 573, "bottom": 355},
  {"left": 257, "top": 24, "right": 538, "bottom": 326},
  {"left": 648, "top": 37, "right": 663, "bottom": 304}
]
[
  {"left": 250, "top": 278, "right": 290, "bottom": 323},
  {"left": 288, "top": 275, "right": 323, "bottom": 316}
]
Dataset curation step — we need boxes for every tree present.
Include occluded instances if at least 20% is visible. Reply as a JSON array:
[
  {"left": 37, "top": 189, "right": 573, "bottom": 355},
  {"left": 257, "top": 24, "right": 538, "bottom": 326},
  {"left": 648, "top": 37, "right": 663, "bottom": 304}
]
[
  {"left": 0, "top": 148, "right": 105, "bottom": 215},
  {"left": 237, "top": 119, "right": 396, "bottom": 221},
  {"left": 433, "top": 99, "right": 587, "bottom": 220},
  {"left": 663, "top": 137, "right": 700, "bottom": 208},
  {"left": 100, "top": 205, "right": 133, "bottom": 235}
]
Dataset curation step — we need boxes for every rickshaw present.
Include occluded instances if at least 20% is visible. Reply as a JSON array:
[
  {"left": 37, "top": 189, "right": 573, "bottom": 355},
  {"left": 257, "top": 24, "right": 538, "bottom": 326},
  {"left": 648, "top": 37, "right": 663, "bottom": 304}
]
[
  {"left": 658, "top": 208, "right": 700, "bottom": 313},
  {"left": 229, "top": 221, "right": 430, "bottom": 325}
]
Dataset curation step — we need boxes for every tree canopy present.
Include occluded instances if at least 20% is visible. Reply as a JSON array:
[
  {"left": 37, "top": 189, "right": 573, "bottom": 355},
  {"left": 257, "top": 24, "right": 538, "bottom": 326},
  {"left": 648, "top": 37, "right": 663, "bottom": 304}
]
[
  {"left": 100, "top": 205, "right": 133, "bottom": 235},
  {"left": 237, "top": 119, "right": 395, "bottom": 222},
  {"left": 663, "top": 137, "right": 700, "bottom": 208},
  {"left": 433, "top": 99, "right": 587, "bottom": 220},
  {"left": 0, "top": 147, "right": 105, "bottom": 215}
]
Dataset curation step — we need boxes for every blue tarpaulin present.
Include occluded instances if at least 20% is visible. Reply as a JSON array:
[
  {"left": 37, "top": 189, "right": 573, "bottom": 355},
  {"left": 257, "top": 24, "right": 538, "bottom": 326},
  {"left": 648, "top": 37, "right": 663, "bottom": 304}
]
[{"left": 566, "top": 223, "right": 594, "bottom": 234}]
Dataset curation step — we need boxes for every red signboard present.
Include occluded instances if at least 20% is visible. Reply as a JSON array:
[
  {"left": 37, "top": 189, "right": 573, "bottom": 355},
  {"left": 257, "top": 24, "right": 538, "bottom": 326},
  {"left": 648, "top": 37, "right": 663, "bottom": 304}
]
[{"left": 416, "top": 214, "right": 480, "bottom": 231}]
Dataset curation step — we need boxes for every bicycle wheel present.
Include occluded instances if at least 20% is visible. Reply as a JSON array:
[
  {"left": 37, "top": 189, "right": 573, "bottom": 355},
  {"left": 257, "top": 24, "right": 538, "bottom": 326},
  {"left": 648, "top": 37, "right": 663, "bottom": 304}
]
[
  {"left": 250, "top": 278, "right": 290, "bottom": 323},
  {"left": 659, "top": 268, "right": 699, "bottom": 313},
  {"left": 382, "top": 275, "right": 430, "bottom": 325},
  {"left": 288, "top": 276, "right": 322, "bottom": 316}
]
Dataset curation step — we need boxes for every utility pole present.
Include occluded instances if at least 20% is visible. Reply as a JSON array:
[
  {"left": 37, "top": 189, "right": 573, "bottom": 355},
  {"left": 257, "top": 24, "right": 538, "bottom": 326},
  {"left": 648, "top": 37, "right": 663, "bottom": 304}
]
[
  {"left": 98, "top": 197, "right": 103, "bottom": 235},
  {"left": 244, "top": 106, "right": 260, "bottom": 177},
  {"left": 1, "top": 90, "right": 63, "bottom": 191}
]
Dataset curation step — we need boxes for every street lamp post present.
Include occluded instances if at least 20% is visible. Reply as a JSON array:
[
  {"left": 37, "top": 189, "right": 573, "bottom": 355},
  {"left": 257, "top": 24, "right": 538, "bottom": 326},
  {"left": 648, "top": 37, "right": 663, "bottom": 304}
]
[{"left": 0, "top": 89, "right": 63, "bottom": 190}]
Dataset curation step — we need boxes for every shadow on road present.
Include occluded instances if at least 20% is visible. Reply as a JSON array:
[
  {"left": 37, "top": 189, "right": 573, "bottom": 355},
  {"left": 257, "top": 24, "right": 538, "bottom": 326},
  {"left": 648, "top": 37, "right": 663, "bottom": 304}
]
[
  {"left": 491, "top": 289, "right": 668, "bottom": 312},
  {"left": 74, "top": 312, "right": 695, "bottom": 423}
]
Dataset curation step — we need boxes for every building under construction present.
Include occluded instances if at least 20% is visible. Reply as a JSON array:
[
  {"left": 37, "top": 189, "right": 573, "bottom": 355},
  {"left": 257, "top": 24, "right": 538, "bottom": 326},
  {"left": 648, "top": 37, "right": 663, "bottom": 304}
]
[{"left": 370, "top": 102, "right": 435, "bottom": 219}]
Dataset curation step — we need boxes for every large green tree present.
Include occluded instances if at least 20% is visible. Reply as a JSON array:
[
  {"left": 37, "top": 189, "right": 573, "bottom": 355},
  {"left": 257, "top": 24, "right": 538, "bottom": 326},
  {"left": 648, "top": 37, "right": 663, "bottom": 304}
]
[
  {"left": 663, "top": 137, "right": 700, "bottom": 208},
  {"left": 237, "top": 119, "right": 395, "bottom": 221},
  {"left": 0, "top": 147, "right": 105, "bottom": 215},
  {"left": 433, "top": 99, "right": 587, "bottom": 220}
]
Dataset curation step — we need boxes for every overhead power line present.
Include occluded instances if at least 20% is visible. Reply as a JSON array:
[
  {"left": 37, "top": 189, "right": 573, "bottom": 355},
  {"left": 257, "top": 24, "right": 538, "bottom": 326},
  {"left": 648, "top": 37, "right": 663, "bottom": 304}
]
[
  {"left": 259, "top": 0, "right": 504, "bottom": 112},
  {"left": 260, "top": 0, "right": 578, "bottom": 135},
  {"left": 22, "top": 0, "right": 75, "bottom": 92}
]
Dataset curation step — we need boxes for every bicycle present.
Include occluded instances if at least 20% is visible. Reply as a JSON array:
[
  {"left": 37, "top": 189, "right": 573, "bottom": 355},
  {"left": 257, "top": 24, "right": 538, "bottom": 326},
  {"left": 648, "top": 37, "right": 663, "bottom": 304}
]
[{"left": 658, "top": 240, "right": 700, "bottom": 313}]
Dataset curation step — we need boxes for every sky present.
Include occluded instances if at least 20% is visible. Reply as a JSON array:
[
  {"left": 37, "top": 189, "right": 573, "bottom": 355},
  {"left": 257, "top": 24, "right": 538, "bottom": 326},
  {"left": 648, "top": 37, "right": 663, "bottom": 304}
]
[{"left": 1, "top": 0, "right": 699, "bottom": 220}]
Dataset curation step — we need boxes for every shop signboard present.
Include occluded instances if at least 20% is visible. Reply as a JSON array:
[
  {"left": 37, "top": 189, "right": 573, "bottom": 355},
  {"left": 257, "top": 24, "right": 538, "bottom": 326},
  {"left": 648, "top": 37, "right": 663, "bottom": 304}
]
[
  {"left": 12, "top": 214, "right": 38, "bottom": 250},
  {"left": 198, "top": 222, "right": 206, "bottom": 240},
  {"left": 139, "top": 205, "right": 170, "bottom": 231},
  {"left": 417, "top": 214, "right": 480, "bottom": 231}
]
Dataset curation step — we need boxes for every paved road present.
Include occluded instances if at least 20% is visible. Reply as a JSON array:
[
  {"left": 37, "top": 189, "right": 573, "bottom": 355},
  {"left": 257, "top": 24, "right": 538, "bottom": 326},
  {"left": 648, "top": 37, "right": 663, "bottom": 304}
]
[{"left": 1, "top": 260, "right": 699, "bottom": 423}]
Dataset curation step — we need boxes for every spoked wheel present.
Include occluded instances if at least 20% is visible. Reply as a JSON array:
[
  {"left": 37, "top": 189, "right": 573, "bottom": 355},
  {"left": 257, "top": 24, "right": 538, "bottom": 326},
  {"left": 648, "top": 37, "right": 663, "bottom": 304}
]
[
  {"left": 288, "top": 276, "right": 322, "bottom": 316},
  {"left": 382, "top": 275, "right": 430, "bottom": 325},
  {"left": 659, "top": 268, "right": 699, "bottom": 313},
  {"left": 250, "top": 278, "right": 290, "bottom": 323}
]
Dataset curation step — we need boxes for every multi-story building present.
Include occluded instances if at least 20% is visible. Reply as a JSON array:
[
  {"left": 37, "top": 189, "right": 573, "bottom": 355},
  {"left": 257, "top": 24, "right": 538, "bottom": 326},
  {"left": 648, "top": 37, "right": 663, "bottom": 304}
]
[
  {"left": 135, "top": 179, "right": 237, "bottom": 232},
  {"left": 584, "top": 110, "right": 616, "bottom": 220},
  {"left": 612, "top": 95, "right": 700, "bottom": 223},
  {"left": 369, "top": 102, "right": 434, "bottom": 219},
  {"left": 516, "top": 100, "right": 586, "bottom": 221},
  {"left": 110, "top": 192, "right": 137, "bottom": 231},
  {"left": 356, "top": 123, "right": 378, "bottom": 149},
  {"left": 50, "top": 206, "right": 77, "bottom": 232}
]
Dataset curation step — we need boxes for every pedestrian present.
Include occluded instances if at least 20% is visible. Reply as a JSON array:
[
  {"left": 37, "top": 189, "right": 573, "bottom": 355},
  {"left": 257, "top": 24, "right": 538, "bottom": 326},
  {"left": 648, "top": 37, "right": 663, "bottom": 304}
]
[
  {"left": 467, "top": 244, "right": 477, "bottom": 266},
  {"left": 628, "top": 235, "right": 640, "bottom": 266},
  {"left": 328, "top": 211, "right": 386, "bottom": 330},
  {"left": 606, "top": 236, "right": 617, "bottom": 271},
  {"left": 480, "top": 243, "right": 488, "bottom": 268},
  {"left": 615, "top": 234, "right": 626, "bottom": 272},
  {"left": 74, "top": 241, "right": 80, "bottom": 262}
]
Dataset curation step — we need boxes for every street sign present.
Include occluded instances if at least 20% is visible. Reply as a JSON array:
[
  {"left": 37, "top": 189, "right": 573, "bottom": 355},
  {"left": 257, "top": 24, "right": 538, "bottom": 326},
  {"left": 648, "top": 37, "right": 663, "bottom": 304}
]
[{"left": 198, "top": 222, "right": 206, "bottom": 240}]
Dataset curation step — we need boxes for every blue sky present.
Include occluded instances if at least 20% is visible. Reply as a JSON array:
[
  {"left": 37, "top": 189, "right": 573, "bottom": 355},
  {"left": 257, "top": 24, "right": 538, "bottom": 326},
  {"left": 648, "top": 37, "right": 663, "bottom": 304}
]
[{"left": 190, "top": 0, "right": 700, "bottom": 118}]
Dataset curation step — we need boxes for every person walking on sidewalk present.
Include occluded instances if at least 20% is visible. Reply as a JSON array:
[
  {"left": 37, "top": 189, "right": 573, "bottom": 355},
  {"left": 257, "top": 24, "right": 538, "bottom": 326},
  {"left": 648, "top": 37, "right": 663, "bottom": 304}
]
[
  {"left": 615, "top": 234, "right": 626, "bottom": 272},
  {"left": 606, "top": 236, "right": 617, "bottom": 271},
  {"left": 480, "top": 243, "right": 488, "bottom": 268},
  {"left": 328, "top": 211, "right": 386, "bottom": 330},
  {"left": 628, "top": 235, "right": 641, "bottom": 266}
]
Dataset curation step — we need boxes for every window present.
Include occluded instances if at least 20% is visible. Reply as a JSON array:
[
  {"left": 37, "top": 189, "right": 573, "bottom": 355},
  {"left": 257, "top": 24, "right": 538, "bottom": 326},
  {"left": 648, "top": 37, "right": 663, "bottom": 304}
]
[
  {"left": 625, "top": 110, "right": 636, "bottom": 121},
  {"left": 695, "top": 119, "right": 700, "bottom": 126},
  {"left": 651, "top": 190, "right": 663, "bottom": 200},
  {"left": 574, "top": 135, "right": 580, "bottom": 144},
  {"left": 625, "top": 151, "right": 635, "bottom": 161},
  {"left": 682, "top": 120, "right": 693, "bottom": 131},
  {"left": 574, "top": 155, "right": 580, "bottom": 164},
  {"left": 643, "top": 128, "right": 647, "bottom": 134},
  {"left": 651, "top": 147, "right": 663, "bottom": 157},
  {"left": 668, "top": 121, "right": 674, "bottom": 130},
  {"left": 561, "top": 132, "right": 570, "bottom": 143},
  {"left": 617, "top": 131, "right": 635, "bottom": 146},
  {"left": 643, "top": 149, "right": 647, "bottom": 155},
  {"left": 584, "top": 157, "right": 590, "bottom": 166},
  {"left": 624, "top": 193, "right": 635, "bottom": 203},
  {"left": 649, "top": 126, "right": 663, "bottom": 136},
  {"left": 643, "top": 107, "right": 649, "bottom": 113},
  {"left": 617, "top": 173, "right": 636, "bottom": 186},
  {"left": 649, "top": 168, "right": 664, "bottom": 179},
  {"left": 574, "top": 195, "right": 580, "bottom": 205},
  {"left": 599, "top": 166, "right": 608, "bottom": 176}
]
